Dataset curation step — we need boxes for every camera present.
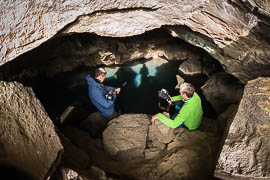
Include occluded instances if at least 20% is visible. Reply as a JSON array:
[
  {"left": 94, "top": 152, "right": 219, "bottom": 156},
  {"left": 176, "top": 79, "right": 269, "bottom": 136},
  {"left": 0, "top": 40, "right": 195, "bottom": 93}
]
[
  {"left": 158, "top": 89, "right": 171, "bottom": 101},
  {"left": 105, "top": 90, "right": 115, "bottom": 100}
]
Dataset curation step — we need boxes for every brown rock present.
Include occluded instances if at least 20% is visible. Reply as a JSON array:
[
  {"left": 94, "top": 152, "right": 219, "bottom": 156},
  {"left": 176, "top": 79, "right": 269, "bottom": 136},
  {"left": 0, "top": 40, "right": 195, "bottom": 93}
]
[
  {"left": 0, "top": 81, "right": 63, "bottom": 180},
  {"left": 216, "top": 77, "right": 270, "bottom": 179}
]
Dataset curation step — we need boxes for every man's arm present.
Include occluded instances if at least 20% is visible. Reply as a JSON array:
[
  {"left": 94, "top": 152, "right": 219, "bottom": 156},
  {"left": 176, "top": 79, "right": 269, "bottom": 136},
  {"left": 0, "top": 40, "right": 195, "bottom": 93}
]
[
  {"left": 91, "top": 89, "right": 115, "bottom": 109},
  {"left": 104, "top": 85, "right": 116, "bottom": 91},
  {"left": 156, "top": 108, "right": 188, "bottom": 128},
  {"left": 172, "top": 95, "right": 183, "bottom": 101}
]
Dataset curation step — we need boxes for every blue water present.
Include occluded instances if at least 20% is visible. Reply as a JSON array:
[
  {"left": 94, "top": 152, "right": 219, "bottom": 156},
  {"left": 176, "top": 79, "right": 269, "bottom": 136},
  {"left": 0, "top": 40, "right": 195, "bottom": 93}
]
[{"left": 103, "top": 59, "right": 181, "bottom": 114}]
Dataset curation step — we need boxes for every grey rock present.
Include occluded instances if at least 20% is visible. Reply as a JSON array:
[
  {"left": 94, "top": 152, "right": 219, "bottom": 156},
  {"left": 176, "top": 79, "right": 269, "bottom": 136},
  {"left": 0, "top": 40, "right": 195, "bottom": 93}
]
[
  {"left": 0, "top": 81, "right": 63, "bottom": 180},
  {"left": 103, "top": 114, "right": 151, "bottom": 160},
  {"left": 178, "top": 58, "right": 202, "bottom": 75},
  {"left": 201, "top": 72, "right": 243, "bottom": 114},
  {"left": 216, "top": 77, "right": 270, "bottom": 179}
]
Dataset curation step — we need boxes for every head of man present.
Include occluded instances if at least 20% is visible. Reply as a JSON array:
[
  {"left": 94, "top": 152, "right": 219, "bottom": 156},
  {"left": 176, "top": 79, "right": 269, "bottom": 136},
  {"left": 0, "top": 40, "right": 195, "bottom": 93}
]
[
  {"left": 95, "top": 67, "right": 107, "bottom": 83},
  {"left": 179, "top": 83, "right": 195, "bottom": 100}
]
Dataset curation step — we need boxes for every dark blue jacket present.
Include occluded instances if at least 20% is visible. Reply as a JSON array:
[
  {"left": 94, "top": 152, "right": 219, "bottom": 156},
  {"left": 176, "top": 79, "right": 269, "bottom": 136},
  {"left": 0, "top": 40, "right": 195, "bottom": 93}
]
[{"left": 86, "top": 75, "right": 116, "bottom": 117}]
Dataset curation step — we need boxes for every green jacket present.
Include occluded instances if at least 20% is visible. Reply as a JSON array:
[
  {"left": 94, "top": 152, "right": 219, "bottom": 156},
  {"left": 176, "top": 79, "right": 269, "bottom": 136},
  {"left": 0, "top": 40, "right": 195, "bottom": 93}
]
[{"left": 157, "top": 92, "right": 203, "bottom": 130}]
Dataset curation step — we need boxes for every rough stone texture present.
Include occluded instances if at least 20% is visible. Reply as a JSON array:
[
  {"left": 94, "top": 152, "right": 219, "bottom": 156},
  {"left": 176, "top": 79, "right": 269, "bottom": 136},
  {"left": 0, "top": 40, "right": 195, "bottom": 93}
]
[
  {"left": 216, "top": 77, "right": 270, "bottom": 179},
  {"left": 2, "top": 0, "right": 270, "bottom": 83},
  {"left": 201, "top": 72, "right": 243, "bottom": 114},
  {"left": 63, "top": 114, "right": 220, "bottom": 180},
  {"left": 175, "top": 74, "right": 185, "bottom": 89},
  {"left": 0, "top": 32, "right": 194, "bottom": 81},
  {"left": 0, "top": 0, "right": 205, "bottom": 65},
  {"left": 103, "top": 114, "right": 151, "bottom": 160},
  {"left": 0, "top": 81, "right": 63, "bottom": 180},
  {"left": 178, "top": 58, "right": 202, "bottom": 75},
  {"left": 147, "top": 120, "right": 220, "bottom": 180},
  {"left": 231, "top": 0, "right": 270, "bottom": 18}
]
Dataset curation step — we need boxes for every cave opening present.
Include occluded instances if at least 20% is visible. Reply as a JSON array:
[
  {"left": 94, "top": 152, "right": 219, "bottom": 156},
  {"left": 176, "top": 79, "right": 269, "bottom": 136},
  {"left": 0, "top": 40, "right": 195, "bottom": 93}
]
[
  {"left": 0, "top": 27, "right": 244, "bottom": 179},
  {"left": 0, "top": 28, "right": 235, "bottom": 128}
]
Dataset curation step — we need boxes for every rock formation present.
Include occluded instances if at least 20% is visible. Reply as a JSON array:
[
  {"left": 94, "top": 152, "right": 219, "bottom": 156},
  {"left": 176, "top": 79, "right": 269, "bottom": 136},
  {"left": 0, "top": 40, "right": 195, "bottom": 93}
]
[
  {"left": 0, "top": 81, "right": 63, "bottom": 179},
  {"left": 216, "top": 77, "right": 270, "bottom": 179},
  {"left": 1, "top": 0, "right": 270, "bottom": 83},
  {"left": 1, "top": 0, "right": 270, "bottom": 179}
]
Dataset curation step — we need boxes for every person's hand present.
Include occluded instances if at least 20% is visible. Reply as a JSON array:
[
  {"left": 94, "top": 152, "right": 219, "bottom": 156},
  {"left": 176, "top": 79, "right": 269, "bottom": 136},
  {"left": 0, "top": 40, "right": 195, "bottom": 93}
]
[
  {"left": 167, "top": 97, "right": 173, "bottom": 105},
  {"left": 114, "top": 88, "right": 121, "bottom": 94},
  {"left": 151, "top": 114, "right": 158, "bottom": 123}
]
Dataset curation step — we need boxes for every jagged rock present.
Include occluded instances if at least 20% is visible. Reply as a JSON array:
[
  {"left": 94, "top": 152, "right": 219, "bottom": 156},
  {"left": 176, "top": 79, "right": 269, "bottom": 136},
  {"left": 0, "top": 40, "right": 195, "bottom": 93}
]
[
  {"left": 147, "top": 113, "right": 175, "bottom": 153},
  {"left": 103, "top": 114, "right": 151, "bottom": 160},
  {"left": 216, "top": 77, "right": 270, "bottom": 179},
  {"left": 63, "top": 114, "right": 220, "bottom": 179},
  {"left": 2, "top": 0, "right": 270, "bottom": 84},
  {"left": 175, "top": 74, "right": 185, "bottom": 90},
  {"left": 147, "top": 121, "right": 220, "bottom": 180},
  {"left": 201, "top": 72, "right": 243, "bottom": 114},
  {"left": 178, "top": 58, "right": 202, "bottom": 75},
  {"left": 0, "top": 81, "right": 63, "bottom": 180}
]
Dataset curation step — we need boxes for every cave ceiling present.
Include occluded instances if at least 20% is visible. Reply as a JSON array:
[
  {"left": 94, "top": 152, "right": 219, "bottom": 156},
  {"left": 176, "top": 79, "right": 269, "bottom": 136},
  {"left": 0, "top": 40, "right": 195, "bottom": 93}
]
[{"left": 1, "top": 0, "right": 270, "bottom": 83}]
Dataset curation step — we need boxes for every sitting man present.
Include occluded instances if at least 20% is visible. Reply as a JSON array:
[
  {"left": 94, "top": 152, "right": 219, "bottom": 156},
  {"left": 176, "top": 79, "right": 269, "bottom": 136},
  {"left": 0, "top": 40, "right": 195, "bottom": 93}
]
[
  {"left": 152, "top": 83, "right": 203, "bottom": 130},
  {"left": 85, "top": 67, "right": 121, "bottom": 122}
]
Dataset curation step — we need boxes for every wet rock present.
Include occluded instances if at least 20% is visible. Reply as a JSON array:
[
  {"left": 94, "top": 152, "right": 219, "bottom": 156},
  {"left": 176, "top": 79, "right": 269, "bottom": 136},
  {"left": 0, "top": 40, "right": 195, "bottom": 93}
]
[
  {"left": 201, "top": 72, "right": 243, "bottom": 114},
  {"left": 216, "top": 77, "right": 270, "bottom": 179},
  {"left": 0, "top": 81, "right": 63, "bottom": 180},
  {"left": 103, "top": 114, "right": 151, "bottom": 160}
]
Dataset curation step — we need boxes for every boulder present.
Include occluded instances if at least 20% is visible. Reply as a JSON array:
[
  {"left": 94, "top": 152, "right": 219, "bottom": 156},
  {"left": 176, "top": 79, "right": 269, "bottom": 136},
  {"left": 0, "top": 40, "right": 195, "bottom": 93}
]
[
  {"left": 178, "top": 58, "right": 202, "bottom": 76},
  {"left": 80, "top": 112, "right": 107, "bottom": 138},
  {"left": 0, "top": 81, "right": 63, "bottom": 180},
  {"left": 201, "top": 72, "right": 243, "bottom": 114},
  {"left": 103, "top": 114, "right": 151, "bottom": 160},
  {"left": 216, "top": 77, "right": 270, "bottom": 179}
]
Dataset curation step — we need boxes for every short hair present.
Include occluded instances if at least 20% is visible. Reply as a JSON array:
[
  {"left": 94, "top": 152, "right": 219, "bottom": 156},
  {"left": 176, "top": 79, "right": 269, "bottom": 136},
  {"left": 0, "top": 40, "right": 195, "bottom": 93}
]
[
  {"left": 180, "top": 83, "right": 195, "bottom": 98},
  {"left": 95, "top": 67, "right": 107, "bottom": 78}
]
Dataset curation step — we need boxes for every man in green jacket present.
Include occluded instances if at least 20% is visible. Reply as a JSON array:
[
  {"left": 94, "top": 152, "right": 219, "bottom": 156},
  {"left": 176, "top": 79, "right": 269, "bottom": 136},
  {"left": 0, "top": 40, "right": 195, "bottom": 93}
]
[{"left": 151, "top": 83, "right": 203, "bottom": 130}]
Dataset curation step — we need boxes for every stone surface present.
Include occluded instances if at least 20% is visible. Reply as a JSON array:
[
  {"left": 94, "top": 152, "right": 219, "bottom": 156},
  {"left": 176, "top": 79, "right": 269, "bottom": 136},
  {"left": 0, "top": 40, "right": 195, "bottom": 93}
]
[
  {"left": 103, "top": 114, "right": 151, "bottom": 160},
  {"left": 147, "top": 121, "right": 219, "bottom": 180},
  {"left": 175, "top": 74, "right": 185, "bottom": 89},
  {"left": 0, "top": 0, "right": 206, "bottom": 65},
  {"left": 216, "top": 77, "right": 270, "bottom": 179},
  {"left": 58, "top": 131, "right": 89, "bottom": 170},
  {"left": 201, "top": 72, "right": 243, "bottom": 114},
  {"left": 178, "top": 58, "right": 202, "bottom": 75},
  {"left": 63, "top": 114, "right": 220, "bottom": 179},
  {"left": 0, "top": 81, "right": 63, "bottom": 180},
  {"left": 2, "top": 0, "right": 270, "bottom": 83}
]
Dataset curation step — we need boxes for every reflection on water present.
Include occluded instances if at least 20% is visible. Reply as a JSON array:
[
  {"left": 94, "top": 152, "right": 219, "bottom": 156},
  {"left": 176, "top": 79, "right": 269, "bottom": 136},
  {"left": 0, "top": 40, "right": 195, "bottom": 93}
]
[{"left": 104, "top": 59, "right": 181, "bottom": 115}]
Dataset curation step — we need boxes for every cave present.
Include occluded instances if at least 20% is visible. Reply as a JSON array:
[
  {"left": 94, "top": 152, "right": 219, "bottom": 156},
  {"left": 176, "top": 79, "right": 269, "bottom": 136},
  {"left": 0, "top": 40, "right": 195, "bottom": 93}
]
[
  {"left": 0, "top": 28, "right": 241, "bottom": 179},
  {"left": 1, "top": 1, "right": 270, "bottom": 180},
  {"left": 0, "top": 29, "right": 227, "bottom": 125}
]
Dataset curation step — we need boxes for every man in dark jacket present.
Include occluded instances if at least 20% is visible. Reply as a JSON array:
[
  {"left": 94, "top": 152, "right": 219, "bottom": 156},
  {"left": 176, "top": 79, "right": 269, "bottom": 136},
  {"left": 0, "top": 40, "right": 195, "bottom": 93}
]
[{"left": 86, "top": 67, "right": 121, "bottom": 121}]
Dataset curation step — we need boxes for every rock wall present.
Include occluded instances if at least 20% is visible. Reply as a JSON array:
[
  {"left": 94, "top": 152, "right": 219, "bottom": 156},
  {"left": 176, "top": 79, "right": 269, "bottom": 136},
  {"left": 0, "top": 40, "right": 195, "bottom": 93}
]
[
  {"left": 216, "top": 77, "right": 270, "bottom": 179},
  {"left": 1, "top": 0, "right": 270, "bottom": 83},
  {"left": 0, "top": 81, "right": 63, "bottom": 179}
]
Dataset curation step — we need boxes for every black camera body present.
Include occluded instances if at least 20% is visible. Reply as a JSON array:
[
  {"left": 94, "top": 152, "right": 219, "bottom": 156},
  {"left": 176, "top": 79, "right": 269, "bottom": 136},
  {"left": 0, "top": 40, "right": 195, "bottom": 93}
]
[
  {"left": 105, "top": 90, "right": 115, "bottom": 100},
  {"left": 158, "top": 89, "right": 171, "bottom": 101}
]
